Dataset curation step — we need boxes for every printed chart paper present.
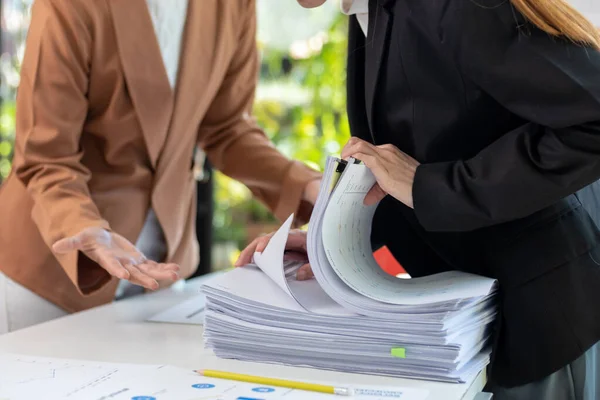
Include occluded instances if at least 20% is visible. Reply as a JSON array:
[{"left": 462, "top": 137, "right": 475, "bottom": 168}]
[{"left": 0, "top": 354, "right": 429, "bottom": 400}]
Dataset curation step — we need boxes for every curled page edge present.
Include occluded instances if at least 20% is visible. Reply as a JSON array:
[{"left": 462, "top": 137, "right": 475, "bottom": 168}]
[
  {"left": 251, "top": 213, "right": 340, "bottom": 313},
  {"left": 251, "top": 214, "right": 297, "bottom": 300}
]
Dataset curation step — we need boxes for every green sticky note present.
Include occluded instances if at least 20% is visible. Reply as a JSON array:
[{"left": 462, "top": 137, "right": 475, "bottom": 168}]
[{"left": 391, "top": 347, "right": 406, "bottom": 358}]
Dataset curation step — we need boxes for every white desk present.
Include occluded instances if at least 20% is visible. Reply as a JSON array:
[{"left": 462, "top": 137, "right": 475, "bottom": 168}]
[{"left": 0, "top": 275, "right": 487, "bottom": 400}]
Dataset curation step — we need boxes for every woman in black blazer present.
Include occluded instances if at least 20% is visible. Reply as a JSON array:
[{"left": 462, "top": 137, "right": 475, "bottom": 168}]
[{"left": 240, "top": 0, "right": 600, "bottom": 398}]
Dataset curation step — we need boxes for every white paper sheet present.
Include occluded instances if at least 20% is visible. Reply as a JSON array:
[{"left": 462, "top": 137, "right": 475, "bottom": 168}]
[
  {"left": 321, "top": 162, "right": 496, "bottom": 305},
  {"left": 250, "top": 213, "right": 353, "bottom": 315},
  {"left": 146, "top": 294, "right": 206, "bottom": 325},
  {"left": 0, "top": 354, "right": 156, "bottom": 400},
  {"left": 0, "top": 354, "right": 430, "bottom": 400},
  {"left": 206, "top": 266, "right": 315, "bottom": 313},
  {"left": 252, "top": 214, "right": 297, "bottom": 299}
]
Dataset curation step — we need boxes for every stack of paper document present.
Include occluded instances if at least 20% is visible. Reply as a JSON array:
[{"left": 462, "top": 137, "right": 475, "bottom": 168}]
[{"left": 203, "top": 157, "right": 498, "bottom": 383}]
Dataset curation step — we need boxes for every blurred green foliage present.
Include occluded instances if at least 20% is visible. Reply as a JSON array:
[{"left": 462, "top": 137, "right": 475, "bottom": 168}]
[
  {"left": 0, "top": 101, "right": 15, "bottom": 180},
  {"left": 213, "top": 15, "right": 349, "bottom": 250},
  {"left": 1, "top": 0, "right": 30, "bottom": 182}
]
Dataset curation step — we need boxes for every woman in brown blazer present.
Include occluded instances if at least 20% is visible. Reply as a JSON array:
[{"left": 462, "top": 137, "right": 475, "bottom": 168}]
[{"left": 0, "top": 0, "right": 321, "bottom": 333}]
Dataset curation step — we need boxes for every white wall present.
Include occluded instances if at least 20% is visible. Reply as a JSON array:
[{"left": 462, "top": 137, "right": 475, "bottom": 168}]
[{"left": 570, "top": 0, "right": 600, "bottom": 25}]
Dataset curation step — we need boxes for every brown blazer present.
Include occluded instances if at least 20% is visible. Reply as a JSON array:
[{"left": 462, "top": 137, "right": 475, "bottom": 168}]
[{"left": 0, "top": 0, "right": 320, "bottom": 313}]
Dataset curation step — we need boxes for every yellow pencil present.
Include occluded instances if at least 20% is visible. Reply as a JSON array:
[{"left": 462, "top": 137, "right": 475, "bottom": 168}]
[{"left": 195, "top": 369, "right": 353, "bottom": 396}]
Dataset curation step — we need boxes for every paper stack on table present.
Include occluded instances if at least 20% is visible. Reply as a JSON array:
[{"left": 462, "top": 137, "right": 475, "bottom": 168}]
[{"left": 203, "top": 157, "right": 498, "bottom": 384}]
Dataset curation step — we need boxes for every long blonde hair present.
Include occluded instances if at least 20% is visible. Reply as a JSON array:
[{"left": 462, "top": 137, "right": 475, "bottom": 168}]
[{"left": 511, "top": 0, "right": 600, "bottom": 49}]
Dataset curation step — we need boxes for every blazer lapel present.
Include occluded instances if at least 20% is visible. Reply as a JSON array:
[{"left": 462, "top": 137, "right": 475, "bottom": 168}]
[
  {"left": 152, "top": 0, "right": 220, "bottom": 256},
  {"left": 108, "top": 0, "right": 174, "bottom": 168},
  {"left": 168, "top": 0, "right": 218, "bottom": 140},
  {"left": 365, "top": 0, "right": 394, "bottom": 141},
  {"left": 347, "top": 17, "right": 372, "bottom": 142}
]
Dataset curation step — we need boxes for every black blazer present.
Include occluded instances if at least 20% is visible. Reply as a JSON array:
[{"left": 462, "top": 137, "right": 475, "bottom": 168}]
[{"left": 348, "top": 0, "right": 600, "bottom": 388}]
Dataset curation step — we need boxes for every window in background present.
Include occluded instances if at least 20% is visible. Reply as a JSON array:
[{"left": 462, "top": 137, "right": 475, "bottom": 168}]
[{"left": 0, "top": 0, "right": 32, "bottom": 181}]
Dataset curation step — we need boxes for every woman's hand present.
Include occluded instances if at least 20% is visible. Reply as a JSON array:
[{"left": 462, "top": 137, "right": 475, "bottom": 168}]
[
  {"left": 341, "top": 137, "right": 420, "bottom": 208},
  {"left": 235, "top": 229, "right": 314, "bottom": 281},
  {"left": 52, "top": 227, "right": 180, "bottom": 290}
]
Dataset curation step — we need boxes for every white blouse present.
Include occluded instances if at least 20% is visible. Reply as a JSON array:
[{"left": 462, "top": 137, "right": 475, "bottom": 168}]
[
  {"left": 145, "top": 0, "right": 189, "bottom": 88},
  {"left": 340, "top": 0, "right": 368, "bottom": 36}
]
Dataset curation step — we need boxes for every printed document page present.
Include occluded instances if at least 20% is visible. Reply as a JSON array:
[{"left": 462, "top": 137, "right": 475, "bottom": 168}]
[
  {"left": 321, "top": 162, "right": 496, "bottom": 305},
  {"left": 0, "top": 354, "right": 430, "bottom": 400}
]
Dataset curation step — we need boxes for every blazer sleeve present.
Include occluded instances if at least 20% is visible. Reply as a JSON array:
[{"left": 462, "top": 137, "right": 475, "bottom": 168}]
[
  {"left": 13, "top": 0, "right": 111, "bottom": 293},
  {"left": 412, "top": 0, "right": 600, "bottom": 232},
  {"left": 197, "top": 0, "right": 321, "bottom": 227}
]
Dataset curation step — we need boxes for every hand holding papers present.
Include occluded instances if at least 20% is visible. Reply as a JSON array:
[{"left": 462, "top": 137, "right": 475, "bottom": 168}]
[
  {"left": 202, "top": 156, "right": 498, "bottom": 383},
  {"left": 339, "top": 137, "right": 420, "bottom": 208},
  {"left": 312, "top": 158, "right": 496, "bottom": 311}
]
